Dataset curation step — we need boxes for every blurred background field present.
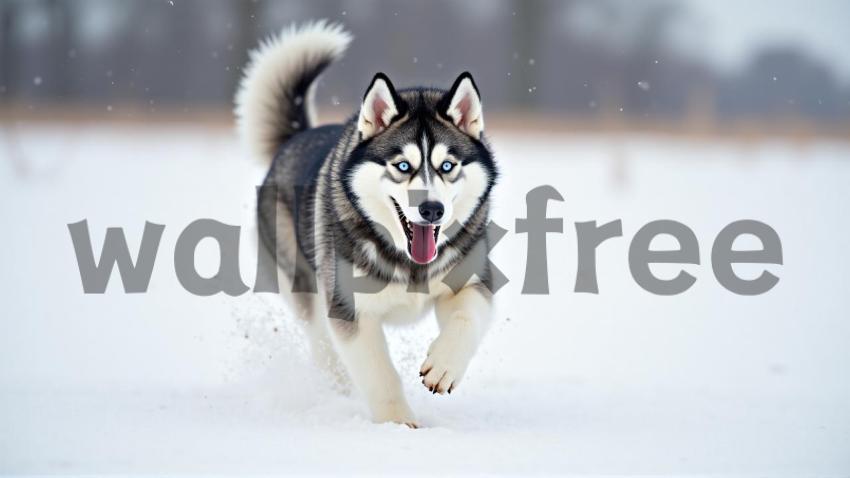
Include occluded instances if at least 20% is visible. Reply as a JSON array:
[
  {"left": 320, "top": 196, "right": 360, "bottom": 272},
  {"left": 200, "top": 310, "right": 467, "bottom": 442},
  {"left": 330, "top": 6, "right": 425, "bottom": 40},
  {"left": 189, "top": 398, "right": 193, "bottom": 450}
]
[{"left": 1, "top": 0, "right": 849, "bottom": 139}]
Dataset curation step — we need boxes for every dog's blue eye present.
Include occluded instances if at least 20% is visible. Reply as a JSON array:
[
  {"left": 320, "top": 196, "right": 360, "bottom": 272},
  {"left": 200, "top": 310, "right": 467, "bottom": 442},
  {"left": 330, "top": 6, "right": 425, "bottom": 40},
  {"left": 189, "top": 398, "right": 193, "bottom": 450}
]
[
  {"left": 395, "top": 161, "right": 411, "bottom": 172},
  {"left": 440, "top": 161, "right": 454, "bottom": 172}
]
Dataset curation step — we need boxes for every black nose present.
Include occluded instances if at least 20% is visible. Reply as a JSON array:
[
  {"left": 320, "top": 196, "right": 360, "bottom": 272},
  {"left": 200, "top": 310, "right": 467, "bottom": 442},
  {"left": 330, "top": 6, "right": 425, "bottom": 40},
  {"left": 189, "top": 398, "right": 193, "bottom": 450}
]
[{"left": 418, "top": 201, "right": 444, "bottom": 223}]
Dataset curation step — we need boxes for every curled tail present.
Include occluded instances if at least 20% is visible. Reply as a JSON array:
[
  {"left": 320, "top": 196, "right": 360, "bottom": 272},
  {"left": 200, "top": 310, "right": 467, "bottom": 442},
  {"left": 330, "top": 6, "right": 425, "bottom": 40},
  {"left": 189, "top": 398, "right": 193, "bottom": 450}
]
[{"left": 235, "top": 20, "right": 351, "bottom": 164}]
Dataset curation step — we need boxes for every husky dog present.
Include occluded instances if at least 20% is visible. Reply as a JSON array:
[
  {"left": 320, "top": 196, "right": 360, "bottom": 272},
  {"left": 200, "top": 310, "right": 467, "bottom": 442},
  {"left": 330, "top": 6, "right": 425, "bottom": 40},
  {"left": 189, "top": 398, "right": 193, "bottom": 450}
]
[{"left": 235, "top": 21, "right": 498, "bottom": 427}]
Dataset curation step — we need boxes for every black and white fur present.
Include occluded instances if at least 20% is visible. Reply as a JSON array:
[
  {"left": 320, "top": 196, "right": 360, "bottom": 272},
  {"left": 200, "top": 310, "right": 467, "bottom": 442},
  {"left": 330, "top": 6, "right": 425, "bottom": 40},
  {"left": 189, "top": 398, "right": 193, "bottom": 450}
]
[{"left": 236, "top": 21, "right": 498, "bottom": 427}]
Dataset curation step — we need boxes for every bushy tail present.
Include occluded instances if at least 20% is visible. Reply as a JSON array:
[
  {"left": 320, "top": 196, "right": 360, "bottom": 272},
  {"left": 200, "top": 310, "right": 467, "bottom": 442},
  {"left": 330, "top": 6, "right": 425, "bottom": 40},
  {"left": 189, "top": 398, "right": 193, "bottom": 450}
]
[{"left": 235, "top": 20, "right": 351, "bottom": 164}]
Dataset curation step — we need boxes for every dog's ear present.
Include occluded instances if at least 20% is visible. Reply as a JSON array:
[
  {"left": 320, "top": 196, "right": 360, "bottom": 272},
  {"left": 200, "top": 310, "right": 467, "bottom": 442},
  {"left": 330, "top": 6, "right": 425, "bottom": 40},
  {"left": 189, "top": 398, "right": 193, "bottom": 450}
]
[
  {"left": 357, "top": 73, "right": 405, "bottom": 140},
  {"left": 439, "top": 72, "right": 484, "bottom": 139}
]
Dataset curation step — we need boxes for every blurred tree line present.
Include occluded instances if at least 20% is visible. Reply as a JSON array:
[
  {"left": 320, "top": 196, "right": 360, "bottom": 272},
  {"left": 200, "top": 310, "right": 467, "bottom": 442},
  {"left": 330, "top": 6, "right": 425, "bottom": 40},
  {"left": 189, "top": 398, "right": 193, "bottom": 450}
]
[{"left": 1, "top": 0, "right": 849, "bottom": 125}]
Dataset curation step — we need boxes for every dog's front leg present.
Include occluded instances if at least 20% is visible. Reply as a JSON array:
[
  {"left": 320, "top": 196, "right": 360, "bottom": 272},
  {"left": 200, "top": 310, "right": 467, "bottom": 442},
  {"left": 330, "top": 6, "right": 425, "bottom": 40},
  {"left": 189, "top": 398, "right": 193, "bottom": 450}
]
[
  {"left": 421, "top": 286, "right": 492, "bottom": 394},
  {"left": 330, "top": 317, "right": 417, "bottom": 427}
]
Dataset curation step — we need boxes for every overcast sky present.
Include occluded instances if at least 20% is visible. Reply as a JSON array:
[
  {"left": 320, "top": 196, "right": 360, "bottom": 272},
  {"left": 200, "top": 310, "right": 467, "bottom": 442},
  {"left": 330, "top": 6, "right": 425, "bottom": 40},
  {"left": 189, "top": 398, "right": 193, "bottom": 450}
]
[{"left": 685, "top": 0, "right": 850, "bottom": 81}]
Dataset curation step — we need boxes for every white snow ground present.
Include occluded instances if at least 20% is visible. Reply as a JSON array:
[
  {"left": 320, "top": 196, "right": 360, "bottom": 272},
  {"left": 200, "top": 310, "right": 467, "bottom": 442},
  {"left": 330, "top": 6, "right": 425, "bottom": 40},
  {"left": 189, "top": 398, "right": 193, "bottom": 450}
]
[{"left": 1, "top": 122, "right": 849, "bottom": 475}]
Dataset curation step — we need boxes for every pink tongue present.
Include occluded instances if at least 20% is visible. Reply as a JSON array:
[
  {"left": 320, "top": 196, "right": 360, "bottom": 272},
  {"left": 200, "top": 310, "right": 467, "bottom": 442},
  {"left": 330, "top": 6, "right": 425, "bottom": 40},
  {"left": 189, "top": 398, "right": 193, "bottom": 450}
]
[{"left": 410, "top": 223, "right": 437, "bottom": 264}]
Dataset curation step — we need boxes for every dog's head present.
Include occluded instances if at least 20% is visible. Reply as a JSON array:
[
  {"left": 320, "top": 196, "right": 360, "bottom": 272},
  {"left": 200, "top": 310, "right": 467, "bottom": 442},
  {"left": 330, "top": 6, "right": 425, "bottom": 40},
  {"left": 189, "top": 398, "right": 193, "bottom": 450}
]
[{"left": 345, "top": 72, "right": 497, "bottom": 265}]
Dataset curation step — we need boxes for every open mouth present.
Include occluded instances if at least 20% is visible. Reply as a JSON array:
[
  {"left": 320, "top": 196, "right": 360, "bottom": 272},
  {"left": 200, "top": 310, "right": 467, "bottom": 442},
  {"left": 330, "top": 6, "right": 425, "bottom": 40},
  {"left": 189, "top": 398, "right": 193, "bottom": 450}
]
[{"left": 391, "top": 198, "right": 440, "bottom": 265}]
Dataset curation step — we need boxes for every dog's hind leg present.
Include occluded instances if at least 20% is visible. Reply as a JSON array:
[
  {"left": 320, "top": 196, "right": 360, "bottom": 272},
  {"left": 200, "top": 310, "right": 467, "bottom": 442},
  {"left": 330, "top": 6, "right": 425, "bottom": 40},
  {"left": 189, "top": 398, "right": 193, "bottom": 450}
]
[
  {"left": 329, "top": 316, "right": 418, "bottom": 427},
  {"left": 291, "top": 293, "right": 351, "bottom": 392},
  {"left": 306, "top": 312, "right": 351, "bottom": 392}
]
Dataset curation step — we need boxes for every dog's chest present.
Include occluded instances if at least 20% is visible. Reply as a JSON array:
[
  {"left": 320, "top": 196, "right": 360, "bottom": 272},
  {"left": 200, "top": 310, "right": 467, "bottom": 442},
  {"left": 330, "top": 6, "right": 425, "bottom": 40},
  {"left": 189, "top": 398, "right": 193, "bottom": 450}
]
[{"left": 353, "top": 278, "right": 450, "bottom": 324}]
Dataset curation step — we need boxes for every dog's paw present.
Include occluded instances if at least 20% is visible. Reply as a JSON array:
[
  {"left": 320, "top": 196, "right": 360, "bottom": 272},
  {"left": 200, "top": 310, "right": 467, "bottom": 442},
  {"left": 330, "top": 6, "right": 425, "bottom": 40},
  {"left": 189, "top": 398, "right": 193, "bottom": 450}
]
[
  {"left": 371, "top": 399, "right": 418, "bottom": 428},
  {"left": 419, "top": 332, "right": 476, "bottom": 395}
]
